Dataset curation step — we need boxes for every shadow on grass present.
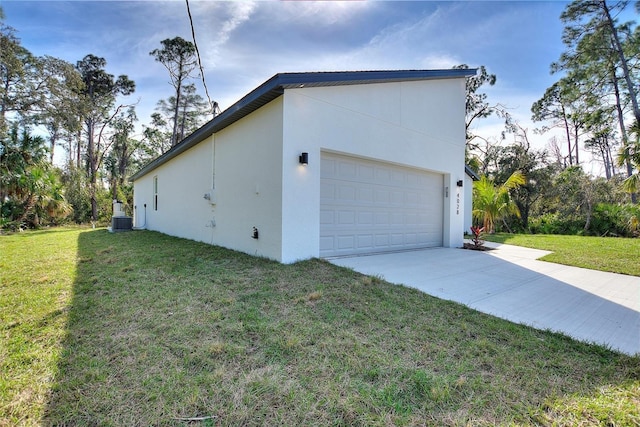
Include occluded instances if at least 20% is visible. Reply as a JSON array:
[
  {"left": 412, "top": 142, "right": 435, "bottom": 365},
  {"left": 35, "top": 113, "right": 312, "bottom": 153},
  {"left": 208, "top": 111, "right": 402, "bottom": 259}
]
[{"left": 42, "top": 229, "right": 640, "bottom": 426}]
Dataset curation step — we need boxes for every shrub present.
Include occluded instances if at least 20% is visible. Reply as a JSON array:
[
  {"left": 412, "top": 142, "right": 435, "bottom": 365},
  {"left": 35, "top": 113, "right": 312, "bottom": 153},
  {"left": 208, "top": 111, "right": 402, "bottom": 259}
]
[
  {"left": 529, "top": 213, "right": 583, "bottom": 235},
  {"left": 589, "top": 203, "right": 640, "bottom": 237}
]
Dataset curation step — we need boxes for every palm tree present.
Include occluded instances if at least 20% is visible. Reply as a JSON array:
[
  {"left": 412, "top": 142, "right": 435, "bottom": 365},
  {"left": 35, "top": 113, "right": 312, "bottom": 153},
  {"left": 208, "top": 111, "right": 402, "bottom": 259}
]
[
  {"left": 472, "top": 171, "right": 525, "bottom": 233},
  {"left": 618, "top": 120, "right": 640, "bottom": 196},
  {"left": 1, "top": 126, "right": 71, "bottom": 227}
]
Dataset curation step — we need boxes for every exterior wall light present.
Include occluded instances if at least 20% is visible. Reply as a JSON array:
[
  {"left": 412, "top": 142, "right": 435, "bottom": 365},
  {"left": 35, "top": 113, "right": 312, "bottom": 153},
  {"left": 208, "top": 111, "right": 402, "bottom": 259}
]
[{"left": 299, "top": 152, "right": 309, "bottom": 165}]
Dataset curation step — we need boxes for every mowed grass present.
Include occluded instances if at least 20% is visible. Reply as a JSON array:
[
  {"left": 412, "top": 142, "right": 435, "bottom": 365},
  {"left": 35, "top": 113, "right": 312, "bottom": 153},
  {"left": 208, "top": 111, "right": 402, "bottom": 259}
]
[
  {"left": 484, "top": 233, "right": 640, "bottom": 276},
  {"left": 1, "top": 228, "right": 639, "bottom": 426}
]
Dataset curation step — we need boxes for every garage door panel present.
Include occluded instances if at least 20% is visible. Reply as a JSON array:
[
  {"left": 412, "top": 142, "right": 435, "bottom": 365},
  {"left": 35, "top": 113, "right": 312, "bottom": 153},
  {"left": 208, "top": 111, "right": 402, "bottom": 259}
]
[
  {"left": 391, "top": 212, "right": 403, "bottom": 225},
  {"left": 358, "top": 212, "right": 374, "bottom": 225},
  {"left": 357, "top": 234, "right": 374, "bottom": 249},
  {"left": 338, "top": 210, "right": 355, "bottom": 225},
  {"left": 321, "top": 152, "right": 443, "bottom": 257},
  {"left": 337, "top": 185, "right": 356, "bottom": 201},
  {"left": 338, "top": 162, "right": 357, "bottom": 179},
  {"left": 359, "top": 188, "right": 374, "bottom": 203},
  {"left": 360, "top": 165, "right": 375, "bottom": 180},
  {"left": 390, "top": 234, "right": 404, "bottom": 245}
]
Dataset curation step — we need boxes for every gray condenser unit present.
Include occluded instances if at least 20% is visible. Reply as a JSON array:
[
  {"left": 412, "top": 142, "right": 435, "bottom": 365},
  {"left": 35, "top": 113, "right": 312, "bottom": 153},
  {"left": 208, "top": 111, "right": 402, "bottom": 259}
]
[{"left": 111, "top": 216, "right": 133, "bottom": 232}]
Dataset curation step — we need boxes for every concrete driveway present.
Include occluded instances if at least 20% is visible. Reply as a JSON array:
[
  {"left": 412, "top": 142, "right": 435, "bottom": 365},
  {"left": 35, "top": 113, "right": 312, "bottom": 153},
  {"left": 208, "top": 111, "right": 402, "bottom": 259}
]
[{"left": 329, "top": 242, "right": 640, "bottom": 356}]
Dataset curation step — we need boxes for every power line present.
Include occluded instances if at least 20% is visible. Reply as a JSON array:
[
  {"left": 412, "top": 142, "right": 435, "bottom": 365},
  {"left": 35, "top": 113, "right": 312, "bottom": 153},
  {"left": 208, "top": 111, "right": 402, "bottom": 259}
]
[{"left": 185, "top": 0, "right": 219, "bottom": 117}]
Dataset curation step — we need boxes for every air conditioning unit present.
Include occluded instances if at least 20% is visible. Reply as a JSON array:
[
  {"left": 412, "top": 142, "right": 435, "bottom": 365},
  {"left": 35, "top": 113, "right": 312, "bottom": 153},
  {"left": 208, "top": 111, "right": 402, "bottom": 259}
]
[
  {"left": 110, "top": 199, "right": 132, "bottom": 232},
  {"left": 111, "top": 216, "right": 132, "bottom": 232}
]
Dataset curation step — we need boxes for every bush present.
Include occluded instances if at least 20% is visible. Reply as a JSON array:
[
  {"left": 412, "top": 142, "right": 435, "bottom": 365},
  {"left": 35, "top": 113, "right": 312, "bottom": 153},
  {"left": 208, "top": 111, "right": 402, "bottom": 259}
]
[
  {"left": 528, "top": 213, "right": 584, "bottom": 235},
  {"left": 589, "top": 203, "right": 640, "bottom": 237},
  {"left": 528, "top": 204, "right": 640, "bottom": 237}
]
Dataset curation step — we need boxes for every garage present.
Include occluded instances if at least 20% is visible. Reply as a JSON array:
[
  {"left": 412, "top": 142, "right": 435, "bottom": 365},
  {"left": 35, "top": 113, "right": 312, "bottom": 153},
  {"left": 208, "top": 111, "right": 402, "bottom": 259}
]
[{"left": 320, "top": 152, "right": 444, "bottom": 257}]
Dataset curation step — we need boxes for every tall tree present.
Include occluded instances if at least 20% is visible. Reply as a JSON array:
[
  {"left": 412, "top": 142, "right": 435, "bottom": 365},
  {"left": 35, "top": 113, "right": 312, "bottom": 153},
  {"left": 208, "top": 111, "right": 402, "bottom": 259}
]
[
  {"left": 0, "top": 15, "right": 39, "bottom": 134},
  {"left": 154, "top": 83, "right": 209, "bottom": 143},
  {"left": 142, "top": 112, "right": 172, "bottom": 156},
  {"left": 583, "top": 108, "right": 618, "bottom": 179},
  {"left": 76, "top": 54, "right": 135, "bottom": 221},
  {"left": 454, "top": 64, "right": 514, "bottom": 175},
  {"left": 532, "top": 80, "right": 586, "bottom": 166},
  {"left": 555, "top": 0, "right": 639, "bottom": 200},
  {"left": 150, "top": 37, "right": 198, "bottom": 147},
  {"left": 454, "top": 64, "right": 511, "bottom": 144},
  {"left": 561, "top": 0, "right": 639, "bottom": 124},
  {"left": 30, "top": 56, "right": 84, "bottom": 163},
  {"left": 105, "top": 106, "right": 139, "bottom": 201}
]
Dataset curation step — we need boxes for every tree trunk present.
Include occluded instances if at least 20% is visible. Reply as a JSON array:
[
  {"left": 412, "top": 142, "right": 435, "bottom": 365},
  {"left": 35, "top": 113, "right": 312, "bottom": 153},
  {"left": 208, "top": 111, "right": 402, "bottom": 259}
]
[
  {"left": 610, "top": 62, "right": 637, "bottom": 202},
  {"left": 49, "top": 132, "right": 56, "bottom": 164},
  {"left": 574, "top": 126, "right": 579, "bottom": 164},
  {"left": 562, "top": 105, "right": 573, "bottom": 165},
  {"left": 171, "top": 61, "right": 184, "bottom": 147},
  {"left": 76, "top": 128, "right": 81, "bottom": 169},
  {"left": 15, "top": 193, "right": 36, "bottom": 225},
  {"left": 86, "top": 117, "right": 98, "bottom": 222},
  {"left": 601, "top": 0, "right": 640, "bottom": 125}
]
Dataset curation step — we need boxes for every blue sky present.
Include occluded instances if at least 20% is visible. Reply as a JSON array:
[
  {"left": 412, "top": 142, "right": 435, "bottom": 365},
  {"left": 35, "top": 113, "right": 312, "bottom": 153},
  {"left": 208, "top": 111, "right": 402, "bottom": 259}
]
[{"left": 2, "top": 1, "right": 588, "bottom": 166}]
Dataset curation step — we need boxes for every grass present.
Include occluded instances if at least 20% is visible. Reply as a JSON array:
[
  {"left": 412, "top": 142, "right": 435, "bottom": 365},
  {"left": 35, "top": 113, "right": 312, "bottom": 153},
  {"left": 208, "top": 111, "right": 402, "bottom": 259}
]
[
  {"left": 484, "top": 233, "right": 640, "bottom": 276},
  {"left": 1, "top": 227, "right": 639, "bottom": 426}
]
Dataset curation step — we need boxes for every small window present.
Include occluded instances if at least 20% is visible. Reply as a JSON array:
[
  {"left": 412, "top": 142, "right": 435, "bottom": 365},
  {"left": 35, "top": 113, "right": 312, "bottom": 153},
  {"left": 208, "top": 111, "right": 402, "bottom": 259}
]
[{"left": 153, "top": 175, "right": 158, "bottom": 211}]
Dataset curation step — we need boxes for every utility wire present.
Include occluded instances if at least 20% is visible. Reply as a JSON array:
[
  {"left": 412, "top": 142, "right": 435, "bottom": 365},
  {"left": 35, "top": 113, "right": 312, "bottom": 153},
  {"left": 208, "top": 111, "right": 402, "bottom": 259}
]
[{"left": 186, "top": 0, "right": 218, "bottom": 117}]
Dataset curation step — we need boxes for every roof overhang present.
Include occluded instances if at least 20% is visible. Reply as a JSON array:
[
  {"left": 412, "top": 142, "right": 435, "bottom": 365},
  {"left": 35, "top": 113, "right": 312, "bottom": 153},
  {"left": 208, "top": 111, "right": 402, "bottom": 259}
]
[
  {"left": 130, "top": 69, "right": 478, "bottom": 182},
  {"left": 465, "top": 165, "right": 480, "bottom": 181}
]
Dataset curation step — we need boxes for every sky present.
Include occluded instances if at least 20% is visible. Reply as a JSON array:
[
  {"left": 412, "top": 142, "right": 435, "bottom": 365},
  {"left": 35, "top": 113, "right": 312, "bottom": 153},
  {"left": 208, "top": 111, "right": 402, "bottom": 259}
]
[{"left": 1, "top": 0, "right": 626, "bottom": 173}]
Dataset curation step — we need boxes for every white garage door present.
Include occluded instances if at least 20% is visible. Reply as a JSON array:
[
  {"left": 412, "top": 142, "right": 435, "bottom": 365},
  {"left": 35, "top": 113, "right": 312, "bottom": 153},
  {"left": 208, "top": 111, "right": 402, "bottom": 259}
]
[{"left": 320, "top": 152, "right": 443, "bottom": 257}]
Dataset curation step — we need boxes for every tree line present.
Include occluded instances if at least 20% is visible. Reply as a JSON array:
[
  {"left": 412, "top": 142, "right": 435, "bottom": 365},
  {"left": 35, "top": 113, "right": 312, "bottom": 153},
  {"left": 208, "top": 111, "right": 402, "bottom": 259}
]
[
  {"left": 1, "top": 6, "right": 211, "bottom": 229},
  {"left": 469, "top": 0, "right": 640, "bottom": 237}
]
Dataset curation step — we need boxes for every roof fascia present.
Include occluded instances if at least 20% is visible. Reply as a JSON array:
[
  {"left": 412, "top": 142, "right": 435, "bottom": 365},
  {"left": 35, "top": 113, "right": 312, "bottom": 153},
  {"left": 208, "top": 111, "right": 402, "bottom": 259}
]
[{"left": 465, "top": 165, "right": 480, "bottom": 181}]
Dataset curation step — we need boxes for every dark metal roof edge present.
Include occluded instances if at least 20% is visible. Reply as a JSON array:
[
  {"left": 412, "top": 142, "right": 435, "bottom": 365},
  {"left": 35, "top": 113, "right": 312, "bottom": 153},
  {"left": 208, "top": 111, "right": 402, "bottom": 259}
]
[
  {"left": 277, "top": 69, "right": 477, "bottom": 87},
  {"left": 130, "top": 69, "right": 477, "bottom": 182},
  {"left": 465, "top": 165, "right": 480, "bottom": 181}
]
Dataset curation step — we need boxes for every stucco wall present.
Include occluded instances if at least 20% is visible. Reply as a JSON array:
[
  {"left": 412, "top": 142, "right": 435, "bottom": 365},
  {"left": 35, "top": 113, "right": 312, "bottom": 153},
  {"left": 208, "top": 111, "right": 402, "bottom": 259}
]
[
  {"left": 211, "top": 98, "right": 284, "bottom": 260},
  {"left": 280, "top": 78, "right": 467, "bottom": 260},
  {"left": 133, "top": 98, "right": 285, "bottom": 260},
  {"left": 133, "top": 137, "right": 214, "bottom": 243}
]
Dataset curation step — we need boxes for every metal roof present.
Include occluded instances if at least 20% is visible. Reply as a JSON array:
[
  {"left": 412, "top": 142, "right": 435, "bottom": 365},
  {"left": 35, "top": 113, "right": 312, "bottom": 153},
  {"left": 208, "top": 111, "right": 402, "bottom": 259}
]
[
  {"left": 465, "top": 165, "right": 480, "bottom": 180},
  {"left": 130, "top": 69, "right": 477, "bottom": 181}
]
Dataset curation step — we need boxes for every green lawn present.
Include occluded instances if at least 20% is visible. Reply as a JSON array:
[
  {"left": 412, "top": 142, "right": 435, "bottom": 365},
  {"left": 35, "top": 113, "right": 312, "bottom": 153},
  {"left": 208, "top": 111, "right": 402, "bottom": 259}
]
[
  {"left": 1, "top": 228, "right": 639, "bottom": 426},
  {"left": 484, "top": 233, "right": 640, "bottom": 276}
]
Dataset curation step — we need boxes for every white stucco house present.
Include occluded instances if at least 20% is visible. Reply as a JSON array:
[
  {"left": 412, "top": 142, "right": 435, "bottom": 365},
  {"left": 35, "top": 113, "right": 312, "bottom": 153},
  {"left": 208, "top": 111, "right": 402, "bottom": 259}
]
[{"left": 131, "top": 69, "right": 477, "bottom": 263}]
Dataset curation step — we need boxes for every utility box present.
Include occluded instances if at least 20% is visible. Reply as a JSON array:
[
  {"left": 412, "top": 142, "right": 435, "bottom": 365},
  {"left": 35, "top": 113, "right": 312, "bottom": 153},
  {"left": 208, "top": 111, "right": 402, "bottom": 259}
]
[
  {"left": 111, "top": 216, "right": 132, "bottom": 232},
  {"left": 111, "top": 200, "right": 132, "bottom": 232}
]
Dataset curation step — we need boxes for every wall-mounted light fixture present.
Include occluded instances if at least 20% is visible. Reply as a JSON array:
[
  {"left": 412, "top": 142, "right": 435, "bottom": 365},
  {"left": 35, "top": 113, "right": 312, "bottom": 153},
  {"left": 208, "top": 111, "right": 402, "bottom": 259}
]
[
  {"left": 456, "top": 180, "right": 464, "bottom": 187},
  {"left": 299, "top": 152, "right": 309, "bottom": 165}
]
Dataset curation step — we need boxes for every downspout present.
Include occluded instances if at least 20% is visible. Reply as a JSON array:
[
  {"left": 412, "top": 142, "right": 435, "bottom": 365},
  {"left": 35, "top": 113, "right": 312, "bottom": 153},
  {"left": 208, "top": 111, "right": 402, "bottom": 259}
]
[{"left": 133, "top": 203, "right": 147, "bottom": 230}]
